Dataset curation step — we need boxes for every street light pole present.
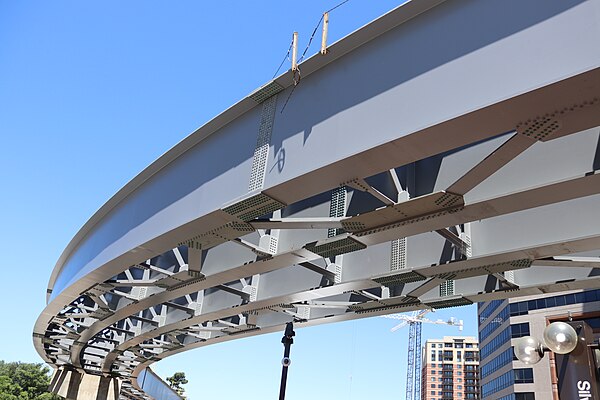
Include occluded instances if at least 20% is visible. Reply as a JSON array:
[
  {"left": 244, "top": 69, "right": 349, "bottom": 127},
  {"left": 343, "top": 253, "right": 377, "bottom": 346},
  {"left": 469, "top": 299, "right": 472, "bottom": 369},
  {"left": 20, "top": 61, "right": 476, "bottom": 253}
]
[{"left": 278, "top": 322, "right": 295, "bottom": 400}]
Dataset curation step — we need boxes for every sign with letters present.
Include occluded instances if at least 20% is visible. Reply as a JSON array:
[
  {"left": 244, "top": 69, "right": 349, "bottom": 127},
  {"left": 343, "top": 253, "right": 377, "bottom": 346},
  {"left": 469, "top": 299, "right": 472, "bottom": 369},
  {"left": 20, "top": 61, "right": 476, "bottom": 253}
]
[{"left": 555, "top": 321, "right": 600, "bottom": 400}]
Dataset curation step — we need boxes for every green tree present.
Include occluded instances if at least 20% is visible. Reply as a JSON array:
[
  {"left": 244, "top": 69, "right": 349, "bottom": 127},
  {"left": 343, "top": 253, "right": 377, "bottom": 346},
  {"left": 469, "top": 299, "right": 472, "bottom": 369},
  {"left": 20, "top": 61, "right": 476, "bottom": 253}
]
[
  {"left": 166, "top": 372, "right": 188, "bottom": 397},
  {"left": 0, "top": 361, "right": 60, "bottom": 400},
  {"left": 0, "top": 375, "right": 20, "bottom": 400}
]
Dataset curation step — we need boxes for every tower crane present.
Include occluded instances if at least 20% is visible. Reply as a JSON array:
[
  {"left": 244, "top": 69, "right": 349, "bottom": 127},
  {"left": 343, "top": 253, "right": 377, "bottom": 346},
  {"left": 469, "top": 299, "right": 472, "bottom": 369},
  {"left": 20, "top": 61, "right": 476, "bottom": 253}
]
[{"left": 382, "top": 310, "right": 463, "bottom": 400}]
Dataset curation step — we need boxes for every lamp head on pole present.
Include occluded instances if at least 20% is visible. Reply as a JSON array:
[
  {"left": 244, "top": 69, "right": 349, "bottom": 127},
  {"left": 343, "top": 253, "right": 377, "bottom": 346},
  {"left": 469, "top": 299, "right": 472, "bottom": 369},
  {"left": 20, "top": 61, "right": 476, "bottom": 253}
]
[
  {"left": 514, "top": 321, "right": 579, "bottom": 364},
  {"left": 543, "top": 321, "right": 578, "bottom": 354},
  {"left": 514, "top": 336, "right": 545, "bottom": 365}
]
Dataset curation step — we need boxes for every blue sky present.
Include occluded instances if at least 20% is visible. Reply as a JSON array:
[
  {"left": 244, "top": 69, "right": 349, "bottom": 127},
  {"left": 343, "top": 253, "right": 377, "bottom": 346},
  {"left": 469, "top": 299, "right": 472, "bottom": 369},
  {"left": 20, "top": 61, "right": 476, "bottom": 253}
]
[{"left": 0, "top": 1, "right": 477, "bottom": 399}]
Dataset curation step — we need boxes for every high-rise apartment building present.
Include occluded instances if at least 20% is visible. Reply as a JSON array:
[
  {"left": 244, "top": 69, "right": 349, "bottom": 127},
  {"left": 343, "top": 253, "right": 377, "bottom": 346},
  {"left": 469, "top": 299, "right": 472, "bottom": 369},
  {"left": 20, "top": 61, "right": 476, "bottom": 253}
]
[
  {"left": 478, "top": 288, "right": 600, "bottom": 400},
  {"left": 421, "top": 336, "right": 480, "bottom": 400}
]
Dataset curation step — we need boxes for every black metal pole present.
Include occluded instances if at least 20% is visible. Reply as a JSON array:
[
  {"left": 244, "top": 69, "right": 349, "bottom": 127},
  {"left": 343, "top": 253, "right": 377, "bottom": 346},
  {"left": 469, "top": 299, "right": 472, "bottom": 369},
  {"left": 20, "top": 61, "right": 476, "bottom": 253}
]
[{"left": 278, "top": 322, "right": 295, "bottom": 400}]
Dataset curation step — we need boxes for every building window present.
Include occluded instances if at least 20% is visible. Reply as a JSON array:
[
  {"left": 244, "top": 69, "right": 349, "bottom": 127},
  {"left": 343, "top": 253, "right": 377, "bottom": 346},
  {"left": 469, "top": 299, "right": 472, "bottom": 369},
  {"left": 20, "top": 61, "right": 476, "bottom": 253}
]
[
  {"left": 515, "top": 393, "right": 536, "bottom": 400},
  {"left": 481, "top": 326, "right": 510, "bottom": 360},
  {"left": 443, "top": 351, "right": 453, "bottom": 361},
  {"left": 479, "top": 299, "right": 505, "bottom": 322},
  {"left": 479, "top": 305, "right": 509, "bottom": 342},
  {"left": 482, "top": 370, "right": 513, "bottom": 397},
  {"left": 481, "top": 347, "right": 512, "bottom": 379},
  {"left": 497, "top": 393, "right": 536, "bottom": 400},
  {"left": 514, "top": 368, "right": 534, "bottom": 384},
  {"left": 511, "top": 322, "right": 530, "bottom": 338},
  {"left": 509, "top": 290, "right": 599, "bottom": 316},
  {"left": 464, "top": 350, "right": 479, "bottom": 362}
]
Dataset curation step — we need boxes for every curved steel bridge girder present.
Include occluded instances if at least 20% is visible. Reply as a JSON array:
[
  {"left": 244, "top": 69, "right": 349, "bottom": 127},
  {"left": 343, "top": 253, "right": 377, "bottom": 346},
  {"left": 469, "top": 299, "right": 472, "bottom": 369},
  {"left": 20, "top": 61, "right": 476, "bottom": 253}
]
[{"left": 34, "top": 0, "right": 600, "bottom": 398}]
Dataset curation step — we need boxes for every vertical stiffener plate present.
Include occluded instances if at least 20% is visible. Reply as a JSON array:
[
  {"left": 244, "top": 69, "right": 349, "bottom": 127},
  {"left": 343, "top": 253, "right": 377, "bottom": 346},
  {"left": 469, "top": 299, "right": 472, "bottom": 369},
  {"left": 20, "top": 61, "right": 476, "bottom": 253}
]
[
  {"left": 328, "top": 186, "right": 347, "bottom": 238},
  {"left": 249, "top": 95, "right": 277, "bottom": 192}
]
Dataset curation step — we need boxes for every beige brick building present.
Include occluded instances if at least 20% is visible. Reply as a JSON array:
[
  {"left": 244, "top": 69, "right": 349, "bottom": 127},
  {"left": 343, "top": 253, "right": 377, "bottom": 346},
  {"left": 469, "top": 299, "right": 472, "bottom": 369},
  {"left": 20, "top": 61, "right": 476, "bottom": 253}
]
[{"left": 421, "top": 336, "right": 480, "bottom": 400}]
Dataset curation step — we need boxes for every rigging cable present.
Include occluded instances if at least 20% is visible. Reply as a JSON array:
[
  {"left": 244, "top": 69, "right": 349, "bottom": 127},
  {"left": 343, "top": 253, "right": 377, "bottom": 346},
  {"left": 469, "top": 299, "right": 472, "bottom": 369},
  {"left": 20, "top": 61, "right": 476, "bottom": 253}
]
[
  {"left": 273, "top": 39, "right": 294, "bottom": 79},
  {"left": 280, "top": 0, "right": 353, "bottom": 113}
]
